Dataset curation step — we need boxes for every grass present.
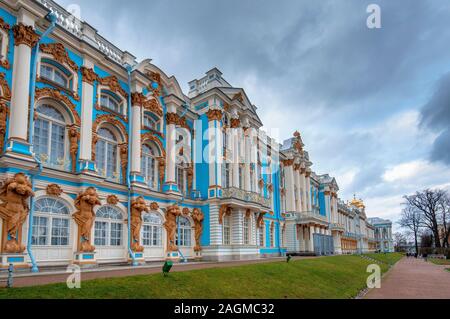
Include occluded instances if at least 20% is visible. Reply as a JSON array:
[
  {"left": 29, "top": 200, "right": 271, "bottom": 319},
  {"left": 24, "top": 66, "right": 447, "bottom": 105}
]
[
  {"left": 362, "top": 253, "right": 404, "bottom": 266},
  {"left": 0, "top": 255, "right": 398, "bottom": 299},
  {"left": 429, "top": 258, "right": 450, "bottom": 266}
]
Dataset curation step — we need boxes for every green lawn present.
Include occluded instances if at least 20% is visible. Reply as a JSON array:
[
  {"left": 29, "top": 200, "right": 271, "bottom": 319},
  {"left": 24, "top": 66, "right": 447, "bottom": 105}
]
[
  {"left": 362, "top": 253, "right": 404, "bottom": 266},
  {"left": 429, "top": 258, "right": 450, "bottom": 265},
  {"left": 0, "top": 255, "right": 395, "bottom": 299}
]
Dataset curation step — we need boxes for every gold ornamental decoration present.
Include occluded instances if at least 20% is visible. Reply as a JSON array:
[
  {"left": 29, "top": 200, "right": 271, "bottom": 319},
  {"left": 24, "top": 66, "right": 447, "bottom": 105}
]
[
  {"left": 98, "top": 75, "right": 128, "bottom": 98},
  {"left": 182, "top": 207, "right": 190, "bottom": 216},
  {"left": 68, "top": 125, "right": 80, "bottom": 172},
  {"left": 258, "top": 179, "right": 264, "bottom": 189},
  {"left": 230, "top": 118, "right": 240, "bottom": 128},
  {"left": 150, "top": 202, "right": 159, "bottom": 211},
  {"left": 157, "top": 157, "right": 165, "bottom": 190},
  {"left": 164, "top": 205, "right": 181, "bottom": 252},
  {"left": 12, "top": 23, "right": 39, "bottom": 47},
  {"left": 46, "top": 184, "right": 63, "bottom": 197},
  {"left": 130, "top": 197, "right": 149, "bottom": 252},
  {"left": 131, "top": 92, "right": 145, "bottom": 107},
  {"left": 257, "top": 212, "right": 266, "bottom": 227},
  {"left": 39, "top": 43, "right": 78, "bottom": 72},
  {"left": 0, "top": 101, "right": 8, "bottom": 153},
  {"left": 106, "top": 195, "right": 120, "bottom": 205},
  {"left": 166, "top": 112, "right": 180, "bottom": 125},
  {"left": 186, "top": 164, "right": 193, "bottom": 193},
  {"left": 219, "top": 205, "right": 231, "bottom": 224},
  {"left": 281, "top": 159, "right": 294, "bottom": 167},
  {"left": 119, "top": 143, "right": 128, "bottom": 184},
  {"left": 192, "top": 208, "right": 204, "bottom": 252},
  {"left": 0, "top": 19, "right": 10, "bottom": 69},
  {"left": 0, "top": 72, "right": 12, "bottom": 101},
  {"left": 35, "top": 87, "right": 81, "bottom": 126},
  {"left": 206, "top": 109, "right": 223, "bottom": 122},
  {"left": 73, "top": 187, "right": 101, "bottom": 252},
  {"left": 0, "top": 173, "right": 34, "bottom": 253},
  {"left": 143, "top": 98, "right": 163, "bottom": 117},
  {"left": 81, "top": 67, "right": 98, "bottom": 85}
]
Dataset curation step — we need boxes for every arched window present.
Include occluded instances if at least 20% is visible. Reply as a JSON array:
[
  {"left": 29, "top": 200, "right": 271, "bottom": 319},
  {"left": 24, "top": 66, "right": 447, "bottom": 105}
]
[
  {"left": 223, "top": 214, "right": 231, "bottom": 245},
  {"left": 94, "top": 206, "right": 123, "bottom": 246},
  {"left": 96, "top": 128, "right": 118, "bottom": 180},
  {"left": 177, "top": 216, "right": 191, "bottom": 247},
  {"left": 141, "top": 144, "right": 158, "bottom": 190},
  {"left": 34, "top": 104, "right": 66, "bottom": 168},
  {"left": 100, "top": 91, "right": 123, "bottom": 114},
  {"left": 243, "top": 215, "right": 250, "bottom": 245},
  {"left": 142, "top": 112, "right": 161, "bottom": 131},
  {"left": 40, "top": 62, "right": 70, "bottom": 89},
  {"left": 32, "top": 197, "right": 71, "bottom": 246},
  {"left": 142, "top": 212, "right": 162, "bottom": 246}
]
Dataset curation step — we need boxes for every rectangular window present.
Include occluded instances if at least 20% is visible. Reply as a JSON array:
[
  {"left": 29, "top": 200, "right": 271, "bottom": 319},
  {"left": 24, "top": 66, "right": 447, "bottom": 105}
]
[
  {"left": 94, "top": 221, "right": 108, "bottom": 246},
  {"left": 51, "top": 218, "right": 69, "bottom": 246},
  {"left": 259, "top": 226, "right": 264, "bottom": 247},
  {"left": 223, "top": 217, "right": 231, "bottom": 245},
  {"left": 243, "top": 217, "right": 250, "bottom": 245},
  {"left": 110, "top": 222, "right": 122, "bottom": 246},
  {"left": 32, "top": 216, "right": 48, "bottom": 246}
]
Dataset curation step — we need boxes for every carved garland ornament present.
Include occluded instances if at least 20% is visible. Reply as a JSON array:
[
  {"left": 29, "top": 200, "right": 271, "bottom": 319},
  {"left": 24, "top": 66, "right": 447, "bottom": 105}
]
[
  {"left": 39, "top": 43, "right": 79, "bottom": 72},
  {"left": 12, "top": 23, "right": 39, "bottom": 47},
  {"left": 0, "top": 173, "right": 34, "bottom": 253},
  {"left": 98, "top": 75, "right": 128, "bottom": 98},
  {"left": 81, "top": 67, "right": 98, "bottom": 85},
  {"left": 0, "top": 72, "right": 11, "bottom": 101},
  {"left": 257, "top": 212, "right": 266, "bottom": 228},
  {"left": 35, "top": 87, "right": 81, "bottom": 126},
  {"left": 46, "top": 184, "right": 63, "bottom": 197},
  {"left": 0, "top": 101, "right": 8, "bottom": 153},
  {"left": 230, "top": 118, "right": 241, "bottom": 128},
  {"left": 0, "top": 18, "right": 11, "bottom": 69},
  {"left": 132, "top": 92, "right": 163, "bottom": 117},
  {"left": 165, "top": 112, "right": 191, "bottom": 131},
  {"left": 157, "top": 157, "right": 165, "bottom": 190}
]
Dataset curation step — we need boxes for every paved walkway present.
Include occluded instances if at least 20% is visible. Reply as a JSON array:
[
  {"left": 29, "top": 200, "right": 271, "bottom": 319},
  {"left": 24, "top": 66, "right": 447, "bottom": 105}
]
[
  {"left": 365, "top": 257, "right": 450, "bottom": 299},
  {"left": 3, "top": 256, "right": 315, "bottom": 288}
]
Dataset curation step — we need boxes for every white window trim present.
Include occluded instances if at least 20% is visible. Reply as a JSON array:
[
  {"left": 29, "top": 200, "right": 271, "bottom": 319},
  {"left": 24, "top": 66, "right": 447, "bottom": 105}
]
[{"left": 37, "top": 53, "right": 78, "bottom": 93}]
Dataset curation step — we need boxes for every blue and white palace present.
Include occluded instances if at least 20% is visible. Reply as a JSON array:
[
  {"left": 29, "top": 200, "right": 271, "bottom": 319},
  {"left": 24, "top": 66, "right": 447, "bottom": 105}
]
[{"left": 0, "top": 0, "right": 393, "bottom": 270}]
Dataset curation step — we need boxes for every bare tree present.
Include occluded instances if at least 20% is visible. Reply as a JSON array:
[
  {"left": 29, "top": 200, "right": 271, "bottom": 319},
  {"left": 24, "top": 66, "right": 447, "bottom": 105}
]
[
  {"left": 403, "top": 189, "right": 447, "bottom": 248},
  {"left": 398, "top": 205, "right": 422, "bottom": 254},
  {"left": 438, "top": 195, "right": 450, "bottom": 247},
  {"left": 393, "top": 232, "right": 407, "bottom": 252}
]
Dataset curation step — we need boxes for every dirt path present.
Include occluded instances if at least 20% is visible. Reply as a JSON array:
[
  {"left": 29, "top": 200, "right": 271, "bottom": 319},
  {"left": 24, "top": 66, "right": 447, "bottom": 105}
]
[{"left": 365, "top": 257, "right": 450, "bottom": 299}]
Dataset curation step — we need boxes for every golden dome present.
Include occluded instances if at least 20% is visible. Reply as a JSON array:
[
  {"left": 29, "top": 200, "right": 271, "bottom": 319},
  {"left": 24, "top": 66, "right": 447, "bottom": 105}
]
[{"left": 350, "top": 196, "right": 365, "bottom": 209}]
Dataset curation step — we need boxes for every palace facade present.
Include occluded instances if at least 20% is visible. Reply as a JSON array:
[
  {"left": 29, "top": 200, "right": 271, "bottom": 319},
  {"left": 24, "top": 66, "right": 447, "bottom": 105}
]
[{"left": 0, "top": 0, "right": 392, "bottom": 269}]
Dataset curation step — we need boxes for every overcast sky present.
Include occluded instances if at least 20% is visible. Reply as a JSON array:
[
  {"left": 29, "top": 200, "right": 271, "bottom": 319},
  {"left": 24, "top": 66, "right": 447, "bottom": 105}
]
[{"left": 56, "top": 0, "right": 450, "bottom": 228}]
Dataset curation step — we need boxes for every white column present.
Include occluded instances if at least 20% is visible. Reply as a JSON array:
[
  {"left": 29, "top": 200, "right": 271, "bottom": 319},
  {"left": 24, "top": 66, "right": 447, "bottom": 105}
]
[
  {"left": 299, "top": 226, "right": 304, "bottom": 251},
  {"left": 294, "top": 168, "right": 301, "bottom": 212},
  {"left": 78, "top": 62, "right": 96, "bottom": 170},
  {"left": 243, "top": 130, "right": 251, "bottom": 191},
  {"left": 285, "top": 164, "right": 295, "bottom": 212},
  {"left": 130, "top": 104, "right": 141, "bottom": 173},
  {"left": 309, "top": 226, "right": 314, "bottom": 252},
  {"left": 300, "top": 170, "right": 307, "bottom": 212},
  {"left": 165, "top": 107, "right": 177, "bottom": 188},
  {"left": 209, "top": 204, "right": 222, "bottom": 245},
  {"left": 206, "top": 109, "right": 223, "bottom": 191},
  {"left": 251, "top": 212, "right": 257, "bottom": 245},
  {"left": 8, "top": 14, "right": 38, "bottom": 148},
  {"left": 306, "top": 171, "right": 312, "bottom": 212},
  {"left": 231, "top": 126, "right": 240, "bottom": 188}
]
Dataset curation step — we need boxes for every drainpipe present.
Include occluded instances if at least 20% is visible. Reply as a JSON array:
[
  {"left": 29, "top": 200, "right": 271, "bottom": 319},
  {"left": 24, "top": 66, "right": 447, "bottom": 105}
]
[
  {"left": 125, "top": 65, "right": 138, "bottom": 266},
  {"left": 26, "top": 13, "right": 57, "bottom": 273}
]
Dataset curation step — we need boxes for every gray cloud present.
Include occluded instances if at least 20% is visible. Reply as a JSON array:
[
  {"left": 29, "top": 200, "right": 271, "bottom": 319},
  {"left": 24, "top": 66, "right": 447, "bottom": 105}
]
[
  {"left": 420, "top": 72, "right": 450, "bottom": 165},
  {"left": 54, "top": 0, "right": 450, "bottom": 218}
]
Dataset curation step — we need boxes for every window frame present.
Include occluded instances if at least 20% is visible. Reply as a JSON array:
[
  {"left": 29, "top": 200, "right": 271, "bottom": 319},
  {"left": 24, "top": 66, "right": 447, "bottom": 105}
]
[
  {"left": 39, "top": 62, "right": 71, "bottom": 90},
  {"left": 94, "top": 206, "right": 124, "bottom": 247},
  {"left": 96, "top": 127, "right": 120, "bottom": 181},
  {"left": 142, "top": 212, "right": 163, "bottom": 247},
  {"left": 31, "top": 197, "right": 71, "bottom": 247}
]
